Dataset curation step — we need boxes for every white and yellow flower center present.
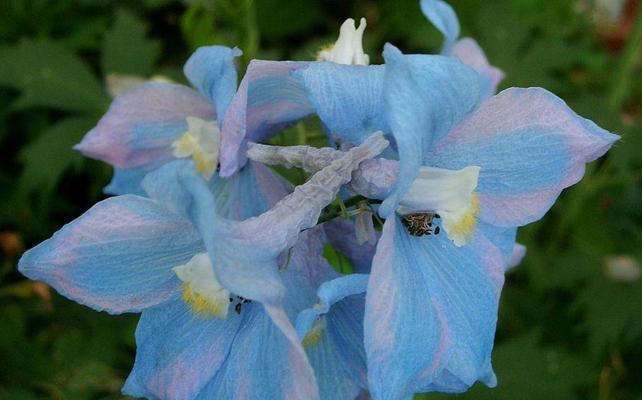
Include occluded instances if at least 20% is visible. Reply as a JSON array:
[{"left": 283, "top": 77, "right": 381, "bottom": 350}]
[
  {"left": 398, "top": 165, "right": 481, "bottom": 247},
  {"left": 302, "top": 317, "right": 326, "bottom": 348},
  {"left": 172, "top": 116, "right": 220, "bottom": 179},
  {"left": 173, "top": 253, "right": 230, "bottom": 318},
  {"left": 317, "top": 18, "right": 370, "bottom": 66}
]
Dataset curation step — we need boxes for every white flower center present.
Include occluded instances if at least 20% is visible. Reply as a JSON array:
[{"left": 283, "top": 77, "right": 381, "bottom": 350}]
[
  {"left": 398, "top": 165, "right": 481, "bottom": 247},
  {"left": 173, "top": 253, "right": 230, "bottom": 318},
  {"left": 317, "top": 18, "right": 370, "bottom": 66},
  {"left": 172, "top": 116, "right": 220, "bottom": 179}
]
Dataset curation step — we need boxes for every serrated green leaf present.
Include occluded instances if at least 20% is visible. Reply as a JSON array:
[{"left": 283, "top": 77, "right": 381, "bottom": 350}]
[
  {"left": 0, "top": 40, "right": 108, "bottom": 113},
  {"left": 102, "top": 9, "right": 161, "bottom": 77},
  {"left": 18, "top": 117, "right": 96, "bottom": 195}
]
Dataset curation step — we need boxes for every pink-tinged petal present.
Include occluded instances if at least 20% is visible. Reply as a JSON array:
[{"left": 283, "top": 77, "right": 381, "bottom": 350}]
[
  {"left": 452, "top": 38, "right": 504, "bottom": 97},
  {"left": 508, "top": 243, "right": 527, "bottom": 271},
  {"left": 430, "top": 87, "right": 620, "bottom": 227},
  {"left": 18, "top": 195, "right": 202, "bottom": 314},
  {"left": 364, "top": 217, "right": 505, "bottom": 399},
  {"left": 194, "top": 303, "right": 320, "bottom": 400},
  {"left": 123, "top": 300, "right": 243, "bottom": 400},
  {"left": 219, "top": 60, "right": 314, "bottom": 177},
  {"left": 75, "top": 83, "right": 214, "bottom": 168}
]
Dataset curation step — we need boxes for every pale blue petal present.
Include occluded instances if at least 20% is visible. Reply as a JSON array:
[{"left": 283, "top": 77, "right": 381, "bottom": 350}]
[
  {"left": 280, "top": 227, "right": 364, "bottom": 399},
  {"left": 74, "top": 83, "right": 213, "bottom": 168},
  {"left": 379, "top": 44, "right": 484, "bottom": 217},
  {"left": 420, "top": 0, "right": 461, "bottom": 54},
  {"left": 195, "top": 303, "right": 319, "bottom": 400},
  {"left": 304, "top": 316, "right": 363, "bottom": 400},
  {"left": 428, "top": 87, "right": 620, "bottom": 226},
  {"left": 365, "top": 217, "right": 504, "bottom": 399},
  {"left": 18, "top": 195, "right": 202, "bottom": 314},
  {"left": 296, "top": 274, "right": 369, "bottom": 339},
  {"left": 122, "top": 300, "right": 243, "bottom": 400},
  {"left": 323, "top": 219, "right": 377, "bottom": 274},
  {"left": 451, "top": 38, "right": 504, "bottom": 98},
  {"left": 183, "top": 45, "right": 242, "bottom": 122},
  {"left": 294, "top": 62, "right": 388, "bottom": 145},
  {"left": 104, "top": 167, "right": 148, "bottom": 196},
  {"left": 220, "top": 60, "right": 314, "bottom": 177}
]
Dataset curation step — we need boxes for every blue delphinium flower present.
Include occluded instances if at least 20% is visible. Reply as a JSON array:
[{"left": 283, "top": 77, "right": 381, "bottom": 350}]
[
  {"left": 20, "top": 127, "right": 388, "bottom": 399},
  {"left": 246, "top": 40, "right": 618, "bottom": 400},
  {"left": 76, "top": 45, "right": 319, "bottom": 198}
]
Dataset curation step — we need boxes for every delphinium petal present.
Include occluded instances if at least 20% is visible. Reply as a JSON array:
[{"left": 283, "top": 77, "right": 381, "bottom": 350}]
[
  {"left": 183, "top": 46, "right": 242, "bottom": 121},
  {"left": 18, "top": 195, "right": 201, "bottom": 313},
  {"left": 378, "top": 44, "right": 484, "bottom": 218},
  {"left": 219, "top": 60, "right": 315, "bottom": 176},
  {"left": 104, "top": 167, "right": 148, "bottom": 196},
  {"left": 421, "top": 0, "right": 503, "bottom": 96},
  {"left": 74, "top": 82, "right": 215, "bottom": 169},
  {"left": 364, "top": 218, "right": 506, "bottom": 399},
  {"left": 419, "top": 0, "right": 460, "bottom": 53},
  {"left": 426, "top": 87, "right": 619, "bottom": 227},
  {"left": 292, "top": 63, "right": 387, "bottom": 145},
  {"left": 122, "top": 300, "right": 243, "bottom": 399}
]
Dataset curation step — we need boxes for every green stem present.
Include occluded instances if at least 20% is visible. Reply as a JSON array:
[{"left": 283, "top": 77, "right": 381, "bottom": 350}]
[{"left": 608, "top": 4, "right": 642, "bottom": 109}]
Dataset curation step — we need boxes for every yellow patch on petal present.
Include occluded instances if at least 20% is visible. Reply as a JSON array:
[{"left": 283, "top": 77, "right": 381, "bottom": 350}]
[
  {"left": 193, "top": 150, "right": 216, "bottom": 179},
  {"left": 444, "top": 193, "right": 480, "bottom": 247},
  {"left": 302, "top": 318, "right": 326, "bottom": 348},
  {"left": 181, "top": 282, "right": 227, "bottom": 319}
]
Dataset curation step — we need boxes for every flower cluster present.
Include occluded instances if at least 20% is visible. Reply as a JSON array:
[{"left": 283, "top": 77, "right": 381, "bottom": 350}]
[{"left": 18, "top": 1, "right": 618, "bottom": 399}]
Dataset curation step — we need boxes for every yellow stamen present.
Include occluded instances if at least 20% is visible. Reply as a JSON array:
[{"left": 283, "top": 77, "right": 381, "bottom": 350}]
[
  {"left": 302, "top": 318, "right": 325, "bottom": 348},
  {"left": 181, "top": 282, "right": 227, "bottom": 319}
]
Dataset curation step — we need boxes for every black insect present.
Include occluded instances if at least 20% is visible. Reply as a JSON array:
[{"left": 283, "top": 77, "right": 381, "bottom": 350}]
[
  {"left": 401, "top": 212, "right": 441, "bottom": 237},
  {"left": 232, "top": 296, "right": 252, "bottom": 315}
]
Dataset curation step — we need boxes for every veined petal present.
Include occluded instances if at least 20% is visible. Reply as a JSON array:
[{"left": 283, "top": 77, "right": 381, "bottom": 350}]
[
  {"left": 420, "top": 0, "right": 461, "bottom": 54},
  {"left": 219, "top": 60, "right": 314, "bottom": 177},
  {"left": 452, "top": 38, "right": 504, "bottom": 98},
  {"left": 75, "top": 83, "right": 214, "bottom": 168},
  {"left": 103, "top": 167, "right": 148, "bottom": 196},
  {"left": 183, "top": 45, "right": 242, "bottom": 122},
  {"left": 379, "top": 44, "right": 484, "bottom": 218},
  {"left": 122, "top": 300, "right": 243, "bottom": 400},
  {"left": 194, "top": 303, "right": 320, "bottom": 400},
  {"left": 296, "top": 274, "right": 369, "bottom": 399},
  {"left": 429, "top": 87, "right": 620, "bottom": 227},
  {"left": 364, "top": 217, "right": 504, "bottom": 399},
  {"left": 18, "top": 195, "right": 202, "bottom": 314},
  {"left": 293, "top": 62, "right": 387, "bottom": 145}
]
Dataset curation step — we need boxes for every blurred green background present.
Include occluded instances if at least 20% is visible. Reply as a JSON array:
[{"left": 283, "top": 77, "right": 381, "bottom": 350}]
[{"left": 0, "top": 0, "right": 641, "bottom": 399}]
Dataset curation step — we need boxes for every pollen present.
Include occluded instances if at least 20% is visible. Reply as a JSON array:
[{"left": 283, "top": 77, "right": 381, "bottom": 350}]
[
  {"left": 302, "top": 318, "right": 326, "bottom": 348},
  {"left": 181, "top": 282, "right": 227, "bottom": 319},
  {"left": 445, "top": 193, "right": 480, "bottom": 247}
]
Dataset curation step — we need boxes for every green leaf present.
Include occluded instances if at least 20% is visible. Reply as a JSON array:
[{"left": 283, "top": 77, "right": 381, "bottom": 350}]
[
  {"left": 0, "top": 40, "right": 108, "bottom": 113},
  {"left": 18, "top": 116, "right": 97, "bottom": 195},
  {"left": 323, "top": 243, "right": 354, "bottom": 275},
  {"left": 102, "top": 9, "right": 161, "bottom": 77}
]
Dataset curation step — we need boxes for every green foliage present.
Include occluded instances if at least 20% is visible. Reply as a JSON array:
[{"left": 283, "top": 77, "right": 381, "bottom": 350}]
[
  {"left": 0, "top": 0, "right": 641, "bottom": 399},
  {"left": 0, "top": 40, "right": 108, "bottom": 113},
  {"left": 102, "top": 10, "right": 161, "bottom": 77}
]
